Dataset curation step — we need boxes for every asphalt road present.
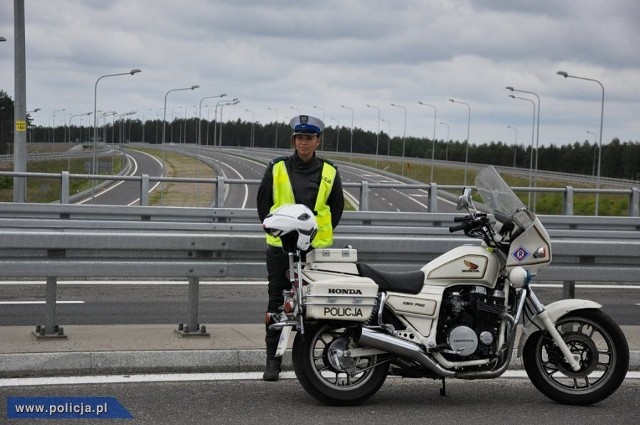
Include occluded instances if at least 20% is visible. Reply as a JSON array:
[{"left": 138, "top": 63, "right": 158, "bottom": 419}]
[
  {"left": 2, "top": 375, "right": 638, "bottom": 424},
  {"left": 78, "top": 149, "right": 164, "bottom": 206},
  {"left": 182, "top": 146, "right": 458, "bottom": 212},
  {"left": 1, "top": 283, "right": 638, "bottom": 327}
]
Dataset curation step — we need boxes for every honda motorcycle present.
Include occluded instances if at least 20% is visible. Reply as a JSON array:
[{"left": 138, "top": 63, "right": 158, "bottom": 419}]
[{"left": 263, "top": 166, "right": 629, "bottom": 406}]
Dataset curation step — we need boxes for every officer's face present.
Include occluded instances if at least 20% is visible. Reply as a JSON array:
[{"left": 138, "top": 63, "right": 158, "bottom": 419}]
[{"left": 293, "top": 134, "right": 320, "bottom": 161}]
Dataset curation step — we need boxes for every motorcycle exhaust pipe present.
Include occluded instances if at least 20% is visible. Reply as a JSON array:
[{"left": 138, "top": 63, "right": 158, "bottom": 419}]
[{"left": 355, "top": 327, "right": 455, "bottom": 378}]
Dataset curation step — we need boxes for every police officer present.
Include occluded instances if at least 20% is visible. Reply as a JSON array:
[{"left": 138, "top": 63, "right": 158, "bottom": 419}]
[{"left": 257, "top": 114, "right": 344, "bottom": 381}]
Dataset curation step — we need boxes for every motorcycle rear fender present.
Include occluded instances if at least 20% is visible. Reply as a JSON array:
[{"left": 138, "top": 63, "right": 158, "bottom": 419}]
[{"left": 517, "top": 299, "right": 602, "bottom": 357}]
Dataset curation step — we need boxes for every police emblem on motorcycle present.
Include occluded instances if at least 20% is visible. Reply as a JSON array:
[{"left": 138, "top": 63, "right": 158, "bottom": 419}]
[{"left": 512, "top": 245, "right": 529, "bottom": 262}]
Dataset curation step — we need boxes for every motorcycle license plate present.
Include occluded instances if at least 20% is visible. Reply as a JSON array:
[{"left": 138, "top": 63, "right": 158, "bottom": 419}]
[{"left": 275, "top": 325, "right": 293, "bottom": 357}]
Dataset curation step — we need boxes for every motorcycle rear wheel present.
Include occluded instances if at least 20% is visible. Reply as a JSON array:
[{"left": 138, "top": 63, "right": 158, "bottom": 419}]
[
  {"left": 523, "top": 309, "right": 629, "bottom": 405},
  {"left": 292, "top": 323, "right": 388, "bottom": 405}
]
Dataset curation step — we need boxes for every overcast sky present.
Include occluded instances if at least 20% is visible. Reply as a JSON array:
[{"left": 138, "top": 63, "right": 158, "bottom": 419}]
[{"left": 1, "top": 0, "right": 638, "bottom": 147}]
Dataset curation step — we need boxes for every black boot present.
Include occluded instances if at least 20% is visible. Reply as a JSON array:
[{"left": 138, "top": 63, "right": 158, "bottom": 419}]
[{"left": 263, "top": 336, "right": 282, "bottom": 381}]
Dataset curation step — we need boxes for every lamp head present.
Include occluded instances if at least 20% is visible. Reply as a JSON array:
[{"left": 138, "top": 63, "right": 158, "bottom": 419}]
[
  {"left": 505, "top": 86, "right": 514, "bottom": 91},
  {"left": 190, "top": 85, "right": 199, "bottom": 90},
  {"left": 509, "top": 95, "right": 516, "bottom": 99},
  {"left": 130, "top": 68, "right": 142, "bottom": 75},
  {"left": 557, "top": 71, "right": 569, "bottom": 78},
  {"left": 448, "top": 98, "right": 454, "bottom": 103},
  {"left": 220, "top": 93, "right": 227, "bottom": 97}
]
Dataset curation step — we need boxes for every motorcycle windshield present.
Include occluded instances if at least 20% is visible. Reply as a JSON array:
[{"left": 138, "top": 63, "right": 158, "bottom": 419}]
[{"left": 475, "top": 167, "right": 534, "bottom": 230}]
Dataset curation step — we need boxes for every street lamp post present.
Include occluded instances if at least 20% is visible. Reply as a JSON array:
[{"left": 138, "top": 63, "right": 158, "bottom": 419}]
[
  {"left": 245, "top": 109, "right": 255, "bottom": 147},
  {"left": 26, "top": 108, "right": 41, "bottom": 143},
  {"left": 162, "top": 85, "right": 198, "bottom": 145},
  {"left": 329, "top": 117, "right": 340, "bottom": 152},
  {"left": 507, "top": 125, "right": 518, "bottom": 167},
  {"left": 141, "top": 108, "right": 153, "bottom": 143},
  {"left": 340, "top": 105, "right": 354, "bottom": 161},
  {"left": 509, "top": 95, "right": 536, "bottom": 209},
  {"left": 448, "top": 99, "right": 471, "bottom": 185},
  {"left": 170, "top": 106, "right": 183, "bottom": 143},
  {"left": 197, "top": 94, "right": 226, "bottom": 146},
  {"left": 506, "top": 86, "right": 541, "bottom": 209},
  {"left": 219, "top": 99, "right": 240, "bottom": 147},
  {"left": 418, "top": 101, "right": 437, "bottom": 182},
  {"left": 390, "top": 103, "right": 407, "bottom": 176},
  {"left": 557, "top": 71, "right": 605, "bottom": 215},
  {"left": 587, "top": 130, "right": 598, "bottom": 176},
  {"left": 381, "top": 119, "right": 391, "bottom": 155},
  {"left": 211, "top": 98, "right": 237, "bottom": 147},
  {"left": 440, "top": 121, "right": 450, "bottom": 161},
  {"left": 312, "top": 105, "right": 325, "bottom": 152},
  {"left": 52, "top": 108, "right": 65, "bottom": 143},
  {"left": 268, "top": 107, "right": 279, "bottom": 149},
  {"left": 93, "top": 69, "right": 141, "bottom": 200},
  {"left": 68, "top": 112, "right": 91, "bottom": 143},
  {"left": 366, "top": 104, "right": 380, "bottom": 168}
]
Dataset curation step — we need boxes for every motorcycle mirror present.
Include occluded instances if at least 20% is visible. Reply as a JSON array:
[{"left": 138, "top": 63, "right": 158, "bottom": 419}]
[{"left": 456, "top": 187, "right": 472, "bottom": 210}]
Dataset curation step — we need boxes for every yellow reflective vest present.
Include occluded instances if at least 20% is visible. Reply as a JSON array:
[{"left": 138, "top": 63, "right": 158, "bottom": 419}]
[{"left": 266, "top": 160, "right": 337, "bottom": 248}]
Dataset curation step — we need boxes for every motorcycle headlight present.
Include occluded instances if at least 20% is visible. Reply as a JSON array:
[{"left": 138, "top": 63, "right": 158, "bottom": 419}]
[{"left": 509, "top": 266, "right": 531, "bottom": 288}]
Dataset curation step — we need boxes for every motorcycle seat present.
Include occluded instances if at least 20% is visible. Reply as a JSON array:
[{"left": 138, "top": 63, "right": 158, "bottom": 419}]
[{"left": 356, "top": 263, "right": 424, "bottom": 294}]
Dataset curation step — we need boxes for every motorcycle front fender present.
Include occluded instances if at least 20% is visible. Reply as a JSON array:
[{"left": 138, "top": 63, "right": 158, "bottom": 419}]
[{"left": 517, "top": 299, "right": 602, "bottom": 357}]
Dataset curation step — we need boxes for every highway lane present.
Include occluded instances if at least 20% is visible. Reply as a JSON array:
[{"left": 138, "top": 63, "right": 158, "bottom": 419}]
[
  {"left": 191, "top": 147, "right": 458, "bottom": 212},
  {"left": 2, "top": 374, "right": 638, "bottom": 424},
  {"left": 1, "top": 283, "right": 638, "bottom": 326},
  {"left": 78, "top": 149, "right": 164, "bottom": 206},
  {"left": 87, "top": 145, "right": 457, "bottom": 212}
]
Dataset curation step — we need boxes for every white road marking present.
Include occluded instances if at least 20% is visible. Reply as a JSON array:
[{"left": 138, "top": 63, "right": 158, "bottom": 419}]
[
  {"left": 0, "top": 280, "right": 267, "bottom": 285},
  {"left": 0, "top": 300, "right": 85, "bottom": 305},
  {"left": 209, "top": 154, "right": 249, "bottom": 208},
  {"left": 77, "top": 153, "right": 139, "bottom": 204},
  {"left": 1, "top": 281, "right": 639, "bottom": 290},
  {"left": 127, "top": 150, "right": 165, "bottom": 206},
  {"left": 2, "top": 370, "right": 639, "bottom": 387}
]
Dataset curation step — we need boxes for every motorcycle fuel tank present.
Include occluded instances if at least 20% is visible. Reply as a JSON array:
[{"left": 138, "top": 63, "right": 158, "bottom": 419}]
[{"left": 420, "top": 245, "right": 500, "bottom": 288}]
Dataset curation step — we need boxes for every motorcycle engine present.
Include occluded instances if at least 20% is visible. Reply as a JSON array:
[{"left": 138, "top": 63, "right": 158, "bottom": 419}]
[{"left": 437, "top": 284, "right": 513, "bottom": 360}]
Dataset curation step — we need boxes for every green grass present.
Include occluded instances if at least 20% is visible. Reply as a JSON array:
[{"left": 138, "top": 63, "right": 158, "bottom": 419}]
[
  {"left": 0, "top": 155, "right": 123, "bottom": 203},
  {"left": 330, "top": 156, "right": 631, "bottom": 216}
]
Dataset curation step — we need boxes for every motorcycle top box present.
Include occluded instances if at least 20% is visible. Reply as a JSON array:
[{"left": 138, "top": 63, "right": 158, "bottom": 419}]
[{"left": 306, "top": 248, "right": 357, "bottom": 263}]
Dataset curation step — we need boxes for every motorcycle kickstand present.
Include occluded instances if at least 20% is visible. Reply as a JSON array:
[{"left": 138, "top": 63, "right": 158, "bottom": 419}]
[{"left": 439, "top": 378, "right": 447, "bottom": 397}]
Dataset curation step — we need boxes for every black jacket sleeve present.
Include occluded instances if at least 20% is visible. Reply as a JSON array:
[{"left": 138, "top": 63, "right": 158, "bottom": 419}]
[
  {"left": 327, "top": 167, "right": 344, "bottom": 229},
  {"left": 257, "top": 162, "right": 274, "bottom": 223}
]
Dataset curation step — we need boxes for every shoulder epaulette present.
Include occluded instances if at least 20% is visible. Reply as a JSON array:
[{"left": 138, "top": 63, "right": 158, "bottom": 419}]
[
  {"left": 319, "top": 157, "right": 336, "bottom": 168},
  {"left": 268, "top": 156, "right": 287, "bottom": 166}
]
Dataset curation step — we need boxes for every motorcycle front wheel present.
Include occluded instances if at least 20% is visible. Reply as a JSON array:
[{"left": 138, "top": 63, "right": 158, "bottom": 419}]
[
  {"left": 523, "top": 309, "right": 629, "bottom": 405},
  {"left": 292, "top": 323, "right": 388, "bottom": 406}
]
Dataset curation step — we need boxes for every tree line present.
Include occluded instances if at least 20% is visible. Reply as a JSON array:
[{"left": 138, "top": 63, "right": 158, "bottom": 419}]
[{"left": 1, "top": 91, "right": 639, "bottom": 180}]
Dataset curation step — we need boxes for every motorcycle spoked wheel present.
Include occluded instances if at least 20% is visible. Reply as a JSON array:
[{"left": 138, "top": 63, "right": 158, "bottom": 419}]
[
  {"left": 523, "top": 309, "right": 629, "bottom": 405},
  {"left": 292, "top": 323, "right": 388, "bottom": 406}
]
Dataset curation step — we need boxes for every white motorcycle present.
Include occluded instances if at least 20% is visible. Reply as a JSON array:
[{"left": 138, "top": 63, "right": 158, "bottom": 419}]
[{"left": 263, "top": 166, "right": 629, "bottom": 406}]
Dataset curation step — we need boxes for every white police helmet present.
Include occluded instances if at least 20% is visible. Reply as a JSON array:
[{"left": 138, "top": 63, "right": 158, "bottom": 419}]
[
  {"left": 263, "top": 204, "right": 318, "bottom": 251},
  {"left": 290, "top": 115, "right": 324, "bottom": 136}
]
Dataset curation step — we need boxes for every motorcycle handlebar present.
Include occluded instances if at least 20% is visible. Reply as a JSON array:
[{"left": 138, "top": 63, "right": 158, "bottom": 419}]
[
  {"left": 453, "top": 215, "right": 470, "bottom": 222},
  {"left": 449, "top": 222, "right": 468, "bottom": 233}
]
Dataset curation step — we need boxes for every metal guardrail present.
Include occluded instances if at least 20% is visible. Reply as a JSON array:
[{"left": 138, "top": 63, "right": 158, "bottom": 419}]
[
  {"left": 1, "top": 203, "right": 639, "bottom": 337},
  {"left": 1, "top": 170, "right": 639, "bottom": 215}
]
